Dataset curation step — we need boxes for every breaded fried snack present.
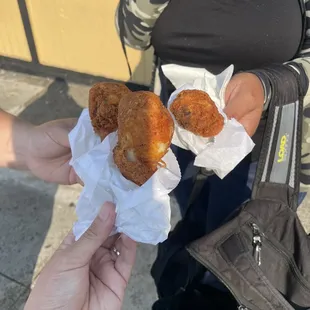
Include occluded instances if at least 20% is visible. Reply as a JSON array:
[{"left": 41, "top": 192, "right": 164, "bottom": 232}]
[
  {"left": 170, "top": 90, "right": 224, "bottom": 137},
  {"left": 113, "top": 91, "right": 174, "bottom": 186},
  {"left": 89, "top": 82, "right": 131, "bottom": 140}
]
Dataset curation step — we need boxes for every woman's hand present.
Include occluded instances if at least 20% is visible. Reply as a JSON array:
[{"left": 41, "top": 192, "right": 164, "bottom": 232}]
[
  {"left": 224, "top": 73, "right": 265, "bottom": 136},
  {"left": 25, "top": 202, "right": 137, "bottom": 310},
  {"left": 26, "top": 118, "right": 81, "bottom": 185},
  {"left": 0, "top": 109, "right": 81, "bottom": 185}
]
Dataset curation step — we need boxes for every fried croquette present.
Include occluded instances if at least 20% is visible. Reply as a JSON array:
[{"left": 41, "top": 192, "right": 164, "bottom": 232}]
[
  {"left": 113, "top": 91, "right": 174, "bottom": 186},
  {"left": 170, "top": 90, "right": 224, "bottom": 138},
  {"left": 89, "top": 82, "right": 131, "bottom": 140}
]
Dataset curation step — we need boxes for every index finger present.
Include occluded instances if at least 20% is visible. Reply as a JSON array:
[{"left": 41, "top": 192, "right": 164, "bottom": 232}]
[{"left": 114, "top": 234, "right": 137, "bottom": 283}]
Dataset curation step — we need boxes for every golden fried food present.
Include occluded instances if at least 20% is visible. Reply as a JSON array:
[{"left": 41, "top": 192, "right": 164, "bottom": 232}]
[
  {"left": 89, "top": 82, "right": 131, "bottom": 140},
  {"left": 170, "top": 90, "right": 224, "bottom": 137},
  {"left": 113, "top": 91, "right": 174, "bottom": 186}
]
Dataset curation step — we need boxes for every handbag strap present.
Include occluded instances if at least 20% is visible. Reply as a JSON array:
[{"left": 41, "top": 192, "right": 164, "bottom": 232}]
[{"left": 252, "top": 64, "right": 305, "bottom": 210}]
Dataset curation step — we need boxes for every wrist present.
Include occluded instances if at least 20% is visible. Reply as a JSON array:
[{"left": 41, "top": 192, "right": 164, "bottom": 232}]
[
  {"left": 238, "top": 72, "right": 265, "bottom": 109},
  {"left": 17, "top": 121, "right": 34, "bottom": 171},
  {"left": 246, "top": 71, "right": 272, "bottom": 111},
  {"left": 0, "top": 110, "right": 34, "bottom": 170}
]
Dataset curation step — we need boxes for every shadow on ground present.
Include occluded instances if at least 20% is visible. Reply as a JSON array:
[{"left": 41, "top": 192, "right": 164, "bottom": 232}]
[{"left": 20, "top": 78, "right": 83, "bottom": 124}]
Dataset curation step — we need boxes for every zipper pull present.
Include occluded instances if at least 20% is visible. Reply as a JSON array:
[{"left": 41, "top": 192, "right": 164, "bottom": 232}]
[
  {"left": 251, "top": 223, "right": 262, "bottom": 266},
  {"left": 253, "top": 240, "right": 262, "bottom": 266}
]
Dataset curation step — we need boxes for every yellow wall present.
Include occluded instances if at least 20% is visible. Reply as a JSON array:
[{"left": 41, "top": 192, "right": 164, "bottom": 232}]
[
  {"left": 25, "top": 0, "right": 153, "bottom": 85},
  {"left": 0, "top": 1, "right": 31, "bottom": 61}
]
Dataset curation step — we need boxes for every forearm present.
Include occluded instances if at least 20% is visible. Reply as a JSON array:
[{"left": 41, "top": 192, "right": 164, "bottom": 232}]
[
  {"left": 290, "top": 57, "right": 310, "bottom": 189},
  {"left": 0, "top": 109, "right": 33, "bottom": 170}
]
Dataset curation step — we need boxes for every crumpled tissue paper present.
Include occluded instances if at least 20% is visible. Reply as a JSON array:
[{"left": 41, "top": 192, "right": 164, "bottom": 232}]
[
  {"left": 68, "top": 109, "right": 181, "bottom": 245},
  {"left": 162, "top": 64, "right": 255, "bottom": 179}
]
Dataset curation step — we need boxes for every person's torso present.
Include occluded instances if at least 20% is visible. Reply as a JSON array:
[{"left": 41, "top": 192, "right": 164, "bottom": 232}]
[{"left": 151, "top": 0, "right": 303, "bottom": 74}]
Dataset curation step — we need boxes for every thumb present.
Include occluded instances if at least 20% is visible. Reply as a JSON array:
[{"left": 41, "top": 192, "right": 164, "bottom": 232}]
[{"left": 70, "top": 202, "right": 116, "bottom": 263}]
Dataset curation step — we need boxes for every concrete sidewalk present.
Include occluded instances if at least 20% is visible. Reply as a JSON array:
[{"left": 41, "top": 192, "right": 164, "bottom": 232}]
[{"left": 0, "top": 69, "right": 309, "bottom": 309}]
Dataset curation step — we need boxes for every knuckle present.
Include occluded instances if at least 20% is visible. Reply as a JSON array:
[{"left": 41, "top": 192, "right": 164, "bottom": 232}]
[{"left": 83, "top": 223, "right": 100, "bottom": 241}]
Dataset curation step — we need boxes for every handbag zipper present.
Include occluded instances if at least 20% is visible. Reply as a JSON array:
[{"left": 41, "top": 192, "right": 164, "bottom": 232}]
[{"left": 251, "top": 223, "right": 263, "bottom": 266}]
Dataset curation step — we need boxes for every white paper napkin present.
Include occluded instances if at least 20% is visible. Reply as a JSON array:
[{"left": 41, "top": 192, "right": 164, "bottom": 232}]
[
  {"left": 68, "top": 109, "right": 181, "bottom": 245},
  {"left": 163, "top": 64, "right": 255, "bottom": 178}
]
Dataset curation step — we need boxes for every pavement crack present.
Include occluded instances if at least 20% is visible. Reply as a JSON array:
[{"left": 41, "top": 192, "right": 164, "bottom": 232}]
[{"left": 0, "top": 271, "right": 29, "bottom": 288}]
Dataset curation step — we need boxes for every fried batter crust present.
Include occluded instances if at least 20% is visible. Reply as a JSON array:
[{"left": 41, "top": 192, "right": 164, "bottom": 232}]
[
  {"left": 170, "top": 90, "right": 224, "bottom": 138},
  {"left": 89, "top": 82, "right": 131, "bottom": 140},
  {"left": 113, "top": 91, "right": 174, "bottom": 185}
]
